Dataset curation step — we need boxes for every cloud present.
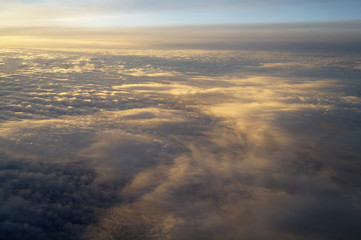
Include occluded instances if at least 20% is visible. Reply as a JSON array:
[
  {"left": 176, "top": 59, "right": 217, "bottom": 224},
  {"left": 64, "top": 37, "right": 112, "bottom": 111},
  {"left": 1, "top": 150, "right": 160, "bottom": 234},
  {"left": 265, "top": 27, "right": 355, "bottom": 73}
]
[
  {"left": 83, "top": 75, "right": 361, "bottom": 239},
  {"left": 1, "top": 21, "right": 361, "bottom": 50},
  {"left": 0, "top": 153, "right": 122, "bottom": 240},
  {"left": 1, "top": 48, "right": 361, "bottom": 239},
  {"left": 77, "top": 131, "right": 166, "bottom": 181},
  {"left": 84, "top": 117, "right": 361, "bottom": 239}
]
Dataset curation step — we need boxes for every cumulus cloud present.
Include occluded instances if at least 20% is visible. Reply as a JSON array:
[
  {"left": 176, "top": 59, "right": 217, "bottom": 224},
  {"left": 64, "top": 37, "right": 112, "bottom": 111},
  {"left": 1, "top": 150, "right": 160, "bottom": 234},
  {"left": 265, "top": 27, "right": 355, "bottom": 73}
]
[
  {"left": 0, "top": 48, "right": 361, "bottom": 239},
  {"left": 0, "top": 153, "right": 122, "bottom": 240},
  {"left": 85, "top": 119, "right": 361, "bottom": 239}
]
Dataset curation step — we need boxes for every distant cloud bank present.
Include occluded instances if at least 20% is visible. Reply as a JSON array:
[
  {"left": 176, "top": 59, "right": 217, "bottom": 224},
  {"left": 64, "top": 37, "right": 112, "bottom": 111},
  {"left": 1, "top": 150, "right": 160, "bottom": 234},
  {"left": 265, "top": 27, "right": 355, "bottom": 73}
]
[{"left": 1, "top": 21, "right": 361, "bottom": 51}]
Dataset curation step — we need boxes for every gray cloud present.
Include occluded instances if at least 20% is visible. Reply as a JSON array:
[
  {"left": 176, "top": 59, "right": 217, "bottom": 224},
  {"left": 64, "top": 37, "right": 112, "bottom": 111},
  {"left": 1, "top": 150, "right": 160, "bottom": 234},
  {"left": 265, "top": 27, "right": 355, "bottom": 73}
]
[
  {"left": 1, "top": 21, "right": 361, "bottom": 50},
  {"left": 0, "top": 153, "right": 121, "bottom": 240},
  {"left": 0, "top": 48, "right": 361, "bottom": 239}
]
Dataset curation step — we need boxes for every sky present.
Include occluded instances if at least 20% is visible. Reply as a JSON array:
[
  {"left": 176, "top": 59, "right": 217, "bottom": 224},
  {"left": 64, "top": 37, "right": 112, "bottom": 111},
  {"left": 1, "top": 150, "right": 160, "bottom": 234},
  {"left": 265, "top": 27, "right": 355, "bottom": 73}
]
[
  {"left": 0, "top": 0, "right": 360, "bottom": 49},
  {"left": 1, "top": 0, "right": 361, "bottom": 26}
]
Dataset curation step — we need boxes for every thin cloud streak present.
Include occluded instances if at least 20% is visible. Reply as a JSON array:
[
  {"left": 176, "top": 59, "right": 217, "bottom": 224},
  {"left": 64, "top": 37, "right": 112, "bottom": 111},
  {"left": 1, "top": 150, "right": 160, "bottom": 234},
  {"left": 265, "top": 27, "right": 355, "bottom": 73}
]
[{"left": 1, "top": 21, "right": 361, "bottom": 50}]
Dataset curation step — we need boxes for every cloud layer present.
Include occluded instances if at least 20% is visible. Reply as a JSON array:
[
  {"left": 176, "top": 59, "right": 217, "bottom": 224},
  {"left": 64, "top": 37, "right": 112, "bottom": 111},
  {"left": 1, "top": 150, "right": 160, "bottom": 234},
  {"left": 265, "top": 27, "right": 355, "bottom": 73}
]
[
  {"left": 1, "top": 21, "right": 361, "bottom": 50},
  {"left": 0, "top": 48, "right": 361, "bottom": 239}
]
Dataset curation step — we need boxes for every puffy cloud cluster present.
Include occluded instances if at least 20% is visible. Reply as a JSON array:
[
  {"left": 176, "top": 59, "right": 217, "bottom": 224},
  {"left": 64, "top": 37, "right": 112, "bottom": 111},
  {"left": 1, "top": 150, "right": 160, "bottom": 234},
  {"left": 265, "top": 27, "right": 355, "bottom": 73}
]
[
  {"left": 0, "top": 48, "right": 361, "bottom": 239},
  {"left": 0, "top": 153, "right": 121, "bottom": 240}
]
